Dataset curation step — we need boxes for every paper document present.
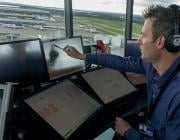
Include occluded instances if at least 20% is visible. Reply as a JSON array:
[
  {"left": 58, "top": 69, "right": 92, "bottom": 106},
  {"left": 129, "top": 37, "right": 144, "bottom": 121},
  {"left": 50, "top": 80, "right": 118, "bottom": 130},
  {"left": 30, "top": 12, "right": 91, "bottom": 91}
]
[{"left": 94, "top": 128, "right": 115, "bottom": 140}]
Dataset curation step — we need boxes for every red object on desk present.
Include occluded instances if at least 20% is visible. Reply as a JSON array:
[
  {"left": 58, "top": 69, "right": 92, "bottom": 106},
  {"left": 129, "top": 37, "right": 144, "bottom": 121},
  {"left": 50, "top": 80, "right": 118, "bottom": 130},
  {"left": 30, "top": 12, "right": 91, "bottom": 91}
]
[{"left": 96, "top": 40, "right": 107, "bottom": 53}]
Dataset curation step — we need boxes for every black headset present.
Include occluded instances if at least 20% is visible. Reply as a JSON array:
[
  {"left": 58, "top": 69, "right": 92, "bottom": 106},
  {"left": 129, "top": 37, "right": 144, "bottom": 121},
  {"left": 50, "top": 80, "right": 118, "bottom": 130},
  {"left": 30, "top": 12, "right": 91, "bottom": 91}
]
[{"left": 165, "top": 4, "right": 180, "bottom": 52}]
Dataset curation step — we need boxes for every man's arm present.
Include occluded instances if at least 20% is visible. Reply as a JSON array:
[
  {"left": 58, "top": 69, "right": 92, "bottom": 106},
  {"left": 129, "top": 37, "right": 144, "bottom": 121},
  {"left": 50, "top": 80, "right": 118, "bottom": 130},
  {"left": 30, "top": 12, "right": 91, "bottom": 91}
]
[
  {"left": 114, "top": 117, "right": 152, "bottom": 140},
  {"left": 64, "top": 45, "right": 146, "bottom": 74}
]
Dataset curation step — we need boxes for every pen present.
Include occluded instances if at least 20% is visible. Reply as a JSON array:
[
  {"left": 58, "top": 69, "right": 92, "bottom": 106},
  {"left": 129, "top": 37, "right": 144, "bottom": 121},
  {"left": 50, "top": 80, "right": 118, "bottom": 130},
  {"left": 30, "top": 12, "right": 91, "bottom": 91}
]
[{"left": 52, "top": 44, "right": 64, "bottom": 50}]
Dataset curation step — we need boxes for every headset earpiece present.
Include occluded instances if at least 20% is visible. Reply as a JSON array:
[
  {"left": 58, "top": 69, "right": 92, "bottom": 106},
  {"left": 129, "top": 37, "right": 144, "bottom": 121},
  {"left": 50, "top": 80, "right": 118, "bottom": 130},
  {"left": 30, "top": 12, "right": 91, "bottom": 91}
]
[
  {"left": 165, "top": 4, "right": 180, "bottom": 52},
  {"left": 165, "top": 28, "right": 180, "bottom": 52}
]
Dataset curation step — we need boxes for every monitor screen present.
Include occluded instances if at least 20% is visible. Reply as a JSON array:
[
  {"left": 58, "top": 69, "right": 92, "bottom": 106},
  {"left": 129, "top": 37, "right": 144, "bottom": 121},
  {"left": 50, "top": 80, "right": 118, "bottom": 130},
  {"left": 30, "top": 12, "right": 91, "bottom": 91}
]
[
  {"left": 81, "top": 68, "right": 137, "bottom": 104},
  {"left": 24, "top": 80, "right": 101, "bottom": 139},
  {"left": 0, "top": 38, "right": 49, "bottom": 84},
  {"left": 0, "top": 83, "right": 13, "bottom": 140},
  {"left": 125, "top": 39, "right": 141, "bottom": 57},
  {"left": 43, "top": 37, "right": 85, "bottom": 80}
]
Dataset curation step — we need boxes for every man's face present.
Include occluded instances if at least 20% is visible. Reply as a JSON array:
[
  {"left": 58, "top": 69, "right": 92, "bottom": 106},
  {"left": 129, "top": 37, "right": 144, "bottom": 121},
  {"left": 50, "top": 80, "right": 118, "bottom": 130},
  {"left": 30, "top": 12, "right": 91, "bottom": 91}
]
[{"left": 137, "top": 18, "right": 161, "bottom": 62}]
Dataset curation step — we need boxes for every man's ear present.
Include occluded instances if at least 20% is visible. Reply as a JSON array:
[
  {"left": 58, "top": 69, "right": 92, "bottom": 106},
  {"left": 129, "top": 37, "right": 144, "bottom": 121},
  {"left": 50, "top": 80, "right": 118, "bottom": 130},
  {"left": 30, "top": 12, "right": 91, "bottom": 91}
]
[{"left": 156, "top": 35, "right": 166, "bottom": 49}]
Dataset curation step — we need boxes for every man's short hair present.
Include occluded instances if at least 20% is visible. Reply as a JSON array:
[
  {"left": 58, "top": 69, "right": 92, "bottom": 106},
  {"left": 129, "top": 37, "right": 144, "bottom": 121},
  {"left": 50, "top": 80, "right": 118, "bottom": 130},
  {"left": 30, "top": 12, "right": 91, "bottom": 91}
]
[{"left": 142, "top": 5, "right": 180, "bottom": 42}]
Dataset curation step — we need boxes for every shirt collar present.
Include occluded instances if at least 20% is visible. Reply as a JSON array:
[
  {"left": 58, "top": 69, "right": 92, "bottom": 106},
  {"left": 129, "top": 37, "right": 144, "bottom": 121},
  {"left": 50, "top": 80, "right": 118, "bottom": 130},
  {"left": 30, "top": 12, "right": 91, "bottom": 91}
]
[{"left": 158, "top": 56, "right": 180, "bottom": 87}]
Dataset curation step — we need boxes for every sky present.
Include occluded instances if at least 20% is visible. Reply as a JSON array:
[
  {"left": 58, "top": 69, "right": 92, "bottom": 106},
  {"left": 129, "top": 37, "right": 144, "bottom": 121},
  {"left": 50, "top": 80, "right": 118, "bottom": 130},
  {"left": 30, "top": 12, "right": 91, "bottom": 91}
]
[{"left": 0, "top": 0, "right": 179, "bottom": 15}]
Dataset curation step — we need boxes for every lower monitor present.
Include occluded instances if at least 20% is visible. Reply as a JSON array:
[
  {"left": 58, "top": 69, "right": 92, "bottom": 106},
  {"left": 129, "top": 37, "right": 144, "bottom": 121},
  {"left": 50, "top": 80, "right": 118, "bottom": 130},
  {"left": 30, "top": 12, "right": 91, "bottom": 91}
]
[
  {"left": 81, "top": 68, "right": 137, "bottom": 104},
  {"left": 23, "top": 80, "right": 101, "bottom": 139}
]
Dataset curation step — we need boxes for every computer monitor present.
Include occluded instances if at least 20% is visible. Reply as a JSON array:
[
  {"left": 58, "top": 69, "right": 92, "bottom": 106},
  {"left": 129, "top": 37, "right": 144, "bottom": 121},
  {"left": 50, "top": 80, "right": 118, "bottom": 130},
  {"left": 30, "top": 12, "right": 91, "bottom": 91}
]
[
  {"left": 0, "top": 38, "right": 49, "bottom": 85},
  {"left": 125, "top": 39, "right": 141, "bottom": 57},
  {"left": 43, "top": 37, "right": 85, "bottom": 80},
  {"left": 0, "top": 83, "right": 14, "bottom": 140},
  {"left": 22, "top": 80, "right": 101, "bottom": 139},
  {"left": 81, "top": 68, "right": 137, "bottom": 104}
]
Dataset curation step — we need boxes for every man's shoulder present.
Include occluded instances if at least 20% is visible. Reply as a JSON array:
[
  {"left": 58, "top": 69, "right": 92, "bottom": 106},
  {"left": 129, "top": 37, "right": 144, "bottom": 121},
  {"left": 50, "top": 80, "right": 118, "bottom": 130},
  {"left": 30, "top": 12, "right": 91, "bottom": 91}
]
[{"left": 174, "top": 71, "right": 180, "bottom": 83}]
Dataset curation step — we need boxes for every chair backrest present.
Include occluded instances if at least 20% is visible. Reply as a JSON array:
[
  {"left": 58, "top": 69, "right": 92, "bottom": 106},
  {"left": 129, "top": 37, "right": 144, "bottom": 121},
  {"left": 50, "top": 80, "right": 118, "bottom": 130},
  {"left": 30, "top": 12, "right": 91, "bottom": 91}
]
[{"left": 125, "top": 39, "right": 141, "bottom": 57}]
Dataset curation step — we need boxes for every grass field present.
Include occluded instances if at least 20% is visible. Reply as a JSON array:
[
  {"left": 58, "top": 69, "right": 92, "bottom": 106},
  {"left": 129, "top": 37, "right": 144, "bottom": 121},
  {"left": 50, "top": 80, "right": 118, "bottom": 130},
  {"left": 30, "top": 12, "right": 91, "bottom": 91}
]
[
  {"left": 0, "top": 33, "right": 9, "bottom": 36},
  {"left": 74, "top": 16, "right": 143, "bottom": 38}
]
